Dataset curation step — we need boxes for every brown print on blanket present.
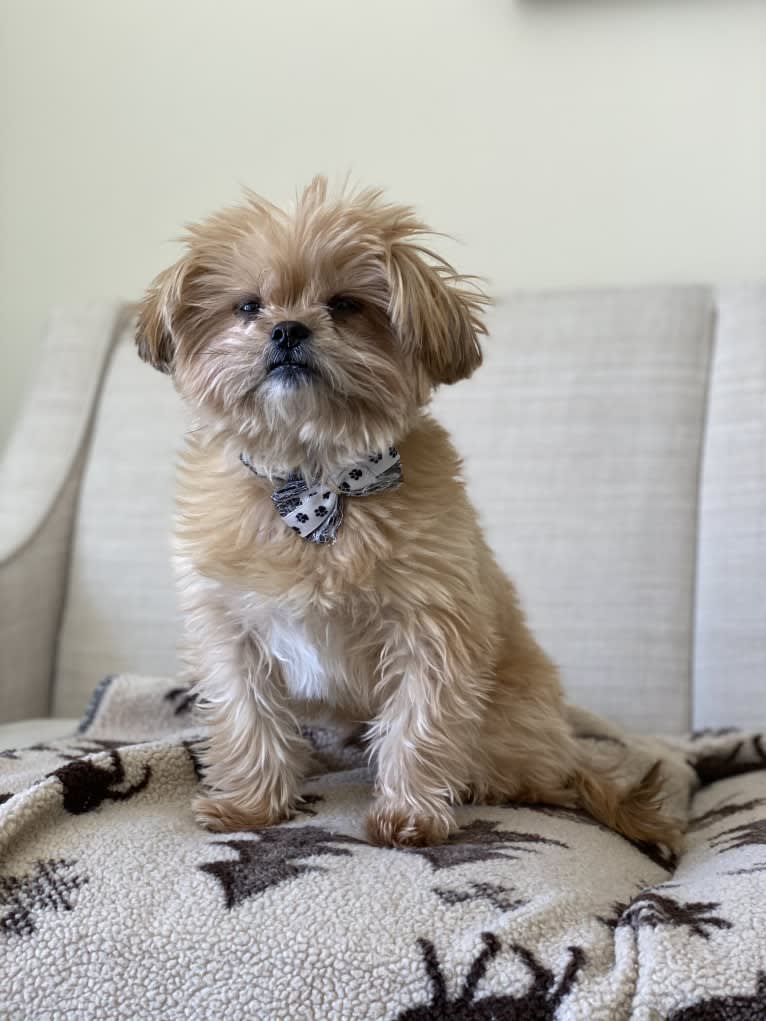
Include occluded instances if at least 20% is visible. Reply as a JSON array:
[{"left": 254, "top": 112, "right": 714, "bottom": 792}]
[
  {"left": 397, "top": 933, "right": 584, "bottom": 1019},
  {"left": 0, "top": 736, "right": 140, "bottom": 766},
  {"left": 50, "top": 750, "right": 151, "bottom": 814},
  {"left": 711, "top": 816, "right": 766, "bottom": 854},
  {"left": 503, "top": 802, "right": 676, "bottom": 871},
  {"left": 183, "top": 746, "right": 319, "bottom": 796},
  {"left": 624, "top": 838, "right": 677, "bottom": 872},
  {"left": 294, "top": 793, "right": 324, "bottom": 817},
  {"left": 0, "top": 859, "right": 88, "bottom": 938},
  {"left": 520, "top": 800, "right": 674, "bottom": 857},
  {"left": 514, "top": 803, "right": 603, "bottom": 828},
  {"left": 599, "top": 891, "right": 731, "bottom": 939},
  {"left": 433, "top": 881, "right": 526, "bottom": 913},
  {"left": 199, "top": 826, "right": 365, "bottom": 908},
  {"left": 404, "top": 819, "right": 567, "bottom": 872},
  {"left": 183, "top": 739, "right": 206, "bottom": 780},
  {"left": 164, "top": 686, "right": 197, "bottom": 715},
  {"left": 688, "top": 797, "right": 766, "bottom": 833},
  {"left": 688, "top": 728, "right": 741, "bottom": 741},
  {"left": 33, "top": 737, "right": 140, "bottom": 763},
  {"left": 710, "top": 814, "right": 766, "bottom": 876},
  {"left": 692, "top": 736, "right": 766, "bottom": 785},
  {"left": 667, "top": 974, "right": 766, "bottom": 1021}
]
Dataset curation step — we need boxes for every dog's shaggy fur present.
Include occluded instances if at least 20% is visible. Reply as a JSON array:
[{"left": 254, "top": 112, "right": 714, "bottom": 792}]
[{"left": 136, "top": 178, "right": 681, "bottom": 850}]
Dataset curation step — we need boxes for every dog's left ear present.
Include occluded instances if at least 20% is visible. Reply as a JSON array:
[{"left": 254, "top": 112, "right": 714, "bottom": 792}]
[
  {"left": 387, "top": 241, "right": 488, "bottom": 386},
  {"left": 135, "top": 257, "right": 191, "bottom": 374}
]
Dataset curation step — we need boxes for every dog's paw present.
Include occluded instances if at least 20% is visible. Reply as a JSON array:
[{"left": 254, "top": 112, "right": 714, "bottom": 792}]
[
  {"left": 365, "top": 803, "right": 453, "bottom": 848},
  {"left": 192, "top": 795, "right": 290, "bottom": 833}
]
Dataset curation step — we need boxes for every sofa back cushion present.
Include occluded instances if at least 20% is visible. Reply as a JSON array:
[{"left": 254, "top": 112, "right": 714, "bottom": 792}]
[
  {"left": 54, "top": 339, "right": 187, "bottom": 716},
  {"left": 56, "top": 287, "right": 715, "bottom": 731},
  {"left": 693, "top": 286, "right": 766, "bottom": 729},
  {"left": 434, "top": 287, "right": 714, "bottom": 732}
]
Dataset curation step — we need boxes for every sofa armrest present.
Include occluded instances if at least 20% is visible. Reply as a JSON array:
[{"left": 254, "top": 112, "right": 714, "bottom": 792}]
[{"left": 0, "top": 303, "right": 128, "bottom": 722}]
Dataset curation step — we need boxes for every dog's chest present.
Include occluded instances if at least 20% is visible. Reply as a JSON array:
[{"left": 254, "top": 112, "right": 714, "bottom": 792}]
[
  {"left": 254, "top": 605, "right": 372, "bottom": 710},
  {"left": 267, "top": 614, "right": 331, "bottom": 702}
]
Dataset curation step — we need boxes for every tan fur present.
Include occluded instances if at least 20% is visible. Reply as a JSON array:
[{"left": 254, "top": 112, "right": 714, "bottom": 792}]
[{"left": 136, "top": 177, "right": 682, "bottom": 851}]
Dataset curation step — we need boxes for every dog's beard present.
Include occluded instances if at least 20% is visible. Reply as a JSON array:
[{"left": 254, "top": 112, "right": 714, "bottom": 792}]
[
  {"left": 180, "top": 331, "right": 423, "bottom": 474},
  {"left": 262, "top": 341, "right": 320, "bottom": 390},
  {"left": 246, "top": 377, "right": 415, "bottom": 474}
]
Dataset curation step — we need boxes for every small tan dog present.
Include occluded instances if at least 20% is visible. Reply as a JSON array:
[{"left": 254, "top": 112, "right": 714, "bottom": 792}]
[{"left": 136, "top": 178, "right": 679, "bottom": 850}]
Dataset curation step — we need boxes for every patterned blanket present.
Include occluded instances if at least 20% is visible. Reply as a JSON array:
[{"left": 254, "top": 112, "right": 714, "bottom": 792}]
[{"left": 2, "top": 675, "right": 766, "bottom": 1020}]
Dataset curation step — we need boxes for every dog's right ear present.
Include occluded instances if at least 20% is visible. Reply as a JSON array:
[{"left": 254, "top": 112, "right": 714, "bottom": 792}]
[{"left": 135, "top": 258, "right": 189, "bottom": 374}]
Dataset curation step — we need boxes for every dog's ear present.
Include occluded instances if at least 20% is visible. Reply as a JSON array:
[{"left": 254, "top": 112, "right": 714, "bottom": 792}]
[
  {"left": 135, "top": 258, "right": 190, "bottom": 374},
  {"left": 387, "top": 240, "right": 488, "bottom": 386}
]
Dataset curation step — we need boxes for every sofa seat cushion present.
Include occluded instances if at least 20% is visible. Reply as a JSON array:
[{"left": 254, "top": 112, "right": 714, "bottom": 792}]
[{"left": 2, "top": 675, "right": 765, "bottom": 1020}]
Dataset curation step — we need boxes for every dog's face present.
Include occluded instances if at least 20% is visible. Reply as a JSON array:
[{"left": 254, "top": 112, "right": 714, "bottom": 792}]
[{"left": 136, "top": 178, "right": 487, "bottom": 470}]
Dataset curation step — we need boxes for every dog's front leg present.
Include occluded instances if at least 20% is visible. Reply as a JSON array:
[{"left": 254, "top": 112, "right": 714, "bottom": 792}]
[
  {"left": 365, "top": 616, "right": 488, "bottom": 847},
  {"left": 191, "top": 631, "right": 309, "bottom": 833}
]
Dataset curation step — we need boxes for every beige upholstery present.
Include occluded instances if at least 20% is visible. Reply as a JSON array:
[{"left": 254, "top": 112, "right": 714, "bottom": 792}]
[
  {"left": 694, "top": 285, "right": 766, "bottom": 729},
  {"left": 434, "top": 288, "right": 714, "bottom": 732},
  {"left": 1, "top": 286, "right": 764, "bottom": 733},
  {"left": 0, "top": 305, "right": 127, "bottom": 721},
  {"left": 54, "top": 337, "right": 188, "bottom": 716}
]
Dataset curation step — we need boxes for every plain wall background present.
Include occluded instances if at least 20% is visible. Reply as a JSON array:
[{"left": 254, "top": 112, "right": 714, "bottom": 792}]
[{"left": 1, "top": 0, "right": 765, "bottom": 447}]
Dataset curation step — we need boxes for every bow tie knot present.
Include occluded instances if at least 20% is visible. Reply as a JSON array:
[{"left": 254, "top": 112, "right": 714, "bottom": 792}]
[{"left": 240, "top": 447, "right": 402, "bottom": 543}]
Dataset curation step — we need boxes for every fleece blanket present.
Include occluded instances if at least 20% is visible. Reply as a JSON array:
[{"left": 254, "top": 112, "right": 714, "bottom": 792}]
[{"left": 2, "top": 676, "right": 766, "bottom": 1021}]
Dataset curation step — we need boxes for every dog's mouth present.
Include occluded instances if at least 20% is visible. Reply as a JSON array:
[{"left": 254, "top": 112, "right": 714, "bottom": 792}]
[{"left": 265, "top": 351, "right": 319, "bottom": 386}]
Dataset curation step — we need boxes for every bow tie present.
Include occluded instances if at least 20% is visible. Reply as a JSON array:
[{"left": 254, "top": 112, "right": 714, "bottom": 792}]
[{"left": 240, "top": 447, "right": 402, "bottom": 543}]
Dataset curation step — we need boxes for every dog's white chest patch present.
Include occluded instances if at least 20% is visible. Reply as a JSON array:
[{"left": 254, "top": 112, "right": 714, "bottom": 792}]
[
  {"left": 241, "top": 599, "right": 373, "bottom": 713},
  {"left": 267, "top": 614, "right": 331, "bottom": 703}
]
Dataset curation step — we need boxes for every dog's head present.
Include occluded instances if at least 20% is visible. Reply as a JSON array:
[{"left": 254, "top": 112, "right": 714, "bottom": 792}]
[{"left": 136, "top": 177, "right": 488, "bottom": 469}]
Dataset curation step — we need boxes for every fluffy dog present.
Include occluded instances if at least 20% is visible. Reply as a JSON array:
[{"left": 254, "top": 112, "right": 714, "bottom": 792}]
[{"left": 136, "top": 177, "right": 680, "bottom": 850}]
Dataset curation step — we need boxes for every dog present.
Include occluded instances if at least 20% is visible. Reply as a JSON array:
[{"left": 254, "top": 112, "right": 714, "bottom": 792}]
[{"left": 135, "top": 177, "right": 681, "bottom": 851}]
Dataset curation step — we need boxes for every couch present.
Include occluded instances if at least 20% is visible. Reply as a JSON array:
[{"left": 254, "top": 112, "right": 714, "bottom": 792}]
[{"left": 1, "top": 286, "right": 764, "bottom": 1019}]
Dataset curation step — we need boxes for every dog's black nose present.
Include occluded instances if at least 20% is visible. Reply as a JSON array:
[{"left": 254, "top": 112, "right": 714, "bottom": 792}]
[{"left": 271, "top": 321, "right": 311, "bottom": 350}]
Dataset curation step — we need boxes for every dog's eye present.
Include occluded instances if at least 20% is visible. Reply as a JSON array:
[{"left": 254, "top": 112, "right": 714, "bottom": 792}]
[
  {"left": 327, "top": 295, "right": 361, "bottom": 316},
  {"left": 235, "top": 299, "right": 262, "bottom": 318}
]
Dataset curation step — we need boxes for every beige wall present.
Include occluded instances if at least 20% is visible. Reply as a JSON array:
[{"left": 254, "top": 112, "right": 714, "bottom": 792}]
[{"left": 1, "top": 0, "right": 764, "bottom": 446}]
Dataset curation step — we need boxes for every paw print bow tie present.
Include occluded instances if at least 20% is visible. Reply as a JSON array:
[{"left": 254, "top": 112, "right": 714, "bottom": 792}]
[{"left": 240, "top": 447, "right": 402, "bottom": 543}]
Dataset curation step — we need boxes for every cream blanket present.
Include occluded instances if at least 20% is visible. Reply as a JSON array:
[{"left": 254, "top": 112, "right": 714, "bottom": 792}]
[{"left": 2, "top": 674, "right": 766, "bottom": 1020}]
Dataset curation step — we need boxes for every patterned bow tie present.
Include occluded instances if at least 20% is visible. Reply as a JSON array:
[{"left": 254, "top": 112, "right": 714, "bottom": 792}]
[{"left": 240, "top": 447, "right": 402, "bottom": 543}]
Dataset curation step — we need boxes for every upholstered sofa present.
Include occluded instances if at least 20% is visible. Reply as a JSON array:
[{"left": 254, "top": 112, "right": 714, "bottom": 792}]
[{"left": 1, "top": 286, "right": 764, "bottom": 1020}]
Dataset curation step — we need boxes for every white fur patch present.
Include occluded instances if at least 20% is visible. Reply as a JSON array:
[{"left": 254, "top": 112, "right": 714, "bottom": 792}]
[
  {"left": 177, "top": 561, "right": 375, "bottom": 716},
  {"left": 266, "top": 613, "right": 330, "bottom": 703}
]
